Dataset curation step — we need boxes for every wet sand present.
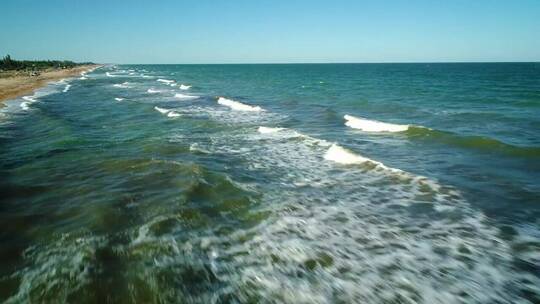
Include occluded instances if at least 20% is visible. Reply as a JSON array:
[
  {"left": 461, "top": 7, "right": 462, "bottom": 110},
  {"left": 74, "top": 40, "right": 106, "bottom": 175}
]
[{"left": 0, "top": 65, "right": 100, "bottom": 105}]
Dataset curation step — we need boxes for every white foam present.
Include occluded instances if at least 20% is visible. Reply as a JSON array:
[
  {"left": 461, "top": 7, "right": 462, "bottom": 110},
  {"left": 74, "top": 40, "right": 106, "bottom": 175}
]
[
  {"left": 157, "top": 79, "right": 175, "bottom": 84},
  {"left": 79, "top": 76, "right": 88, "bottom": 80},
  {"left": 20, "top": 101, "right": 30, "bottom": 111},
  {"left": 62, "top": 84, "right": 71, "bottom": 93},
  {"left": 174, "top": 93, "right": 198, "bottom": 100},
  {"left": 344, "top": 114, "right": 409, "bottom": 132},
  {"left": 189, "top": 143, "right": 211, "bottom": 154},
  {"left": 167, "top": 111, "right": 181, "bottom": 118},
  {"left": 106, "top": 72, "right": 115, "bottom": 77},
  {"left": 324, "top": 144, "right": 375, "bottom": 165},
  {"left": 113, "top": 82, "right": 131, "bottom": 88},
  {"left": 114, "top": 98, "right": 124, "bottom": 101},
  {"left": 179, "top": 84, "right": 191, "bottom": 90},
  {"left": 22, "top": 96, "right": 37, "bottom": 102},
  {"left": 147, "top": 89, "right": 161, "bottom": 94},
  {"left": 154, "top": 106, "right": 170, "bottom": 114},
  {"left": 217, "top": 97, "right": 263, "bottom": 112},
  {"left": 258, "top": 126, "right": 285, "bottom": 134}
]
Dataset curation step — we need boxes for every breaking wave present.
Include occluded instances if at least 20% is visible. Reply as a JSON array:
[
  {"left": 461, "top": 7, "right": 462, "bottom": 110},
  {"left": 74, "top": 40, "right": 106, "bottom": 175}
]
[
  {"left": 217, "top": 97, "right": 263, "bottom": 112},
  {"left": 113, "top": 82, "right": 131, "bottom": 89},
  {"left": 154, "top": 106, "right": 170, "bottom": 114},
  {"left": 174, "top": 93, "right": 198, "bottom": 100},
  {"left": 157, "top": 79, "right": 175, "bottom": 84},
  {"left": 344, "top": 114, "right": 409, "bottom": 132}
]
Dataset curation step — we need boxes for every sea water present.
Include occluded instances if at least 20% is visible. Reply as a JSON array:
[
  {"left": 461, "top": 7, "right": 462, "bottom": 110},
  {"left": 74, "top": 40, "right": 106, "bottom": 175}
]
[{"left": 0, "top": 63, "right": 539, "bottom": 303}]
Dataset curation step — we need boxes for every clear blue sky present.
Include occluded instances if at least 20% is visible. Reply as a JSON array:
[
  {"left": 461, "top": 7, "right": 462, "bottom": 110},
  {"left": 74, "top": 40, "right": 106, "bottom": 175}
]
[{"left": 1, "top": 0, "right": 539, "bottom": 63}]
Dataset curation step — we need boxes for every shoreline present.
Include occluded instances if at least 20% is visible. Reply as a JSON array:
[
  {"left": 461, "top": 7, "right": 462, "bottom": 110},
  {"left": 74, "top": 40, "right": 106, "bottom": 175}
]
[{"left": 0, "top": 64, "right": 100, "bottom": 106}]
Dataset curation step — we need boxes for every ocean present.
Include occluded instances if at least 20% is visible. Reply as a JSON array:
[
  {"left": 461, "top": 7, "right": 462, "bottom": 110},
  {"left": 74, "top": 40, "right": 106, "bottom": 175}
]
[{"left": 0, "top": 63, "right": 539, "bottom": 303}]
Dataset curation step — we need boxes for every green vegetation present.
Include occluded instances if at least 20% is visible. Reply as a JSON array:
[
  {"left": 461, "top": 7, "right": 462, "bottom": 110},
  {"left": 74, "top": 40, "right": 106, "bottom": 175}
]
[{"left": 0, "top": 54, "right": 93, "bottom": 71}]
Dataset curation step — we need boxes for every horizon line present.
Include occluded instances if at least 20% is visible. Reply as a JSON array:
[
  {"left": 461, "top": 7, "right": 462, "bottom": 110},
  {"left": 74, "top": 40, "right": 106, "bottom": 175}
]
[{"left": 105, "top": 61, "right": 540, "bottom": 65}]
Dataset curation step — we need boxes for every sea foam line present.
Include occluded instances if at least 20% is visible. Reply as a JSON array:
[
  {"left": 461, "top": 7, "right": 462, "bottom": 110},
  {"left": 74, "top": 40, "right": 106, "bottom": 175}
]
[
  {"left": 218, "top": 97, "right": 263, "bottom": 112},
  {"left": 344, "top": 114, "right": 409, "bottom": 132}
]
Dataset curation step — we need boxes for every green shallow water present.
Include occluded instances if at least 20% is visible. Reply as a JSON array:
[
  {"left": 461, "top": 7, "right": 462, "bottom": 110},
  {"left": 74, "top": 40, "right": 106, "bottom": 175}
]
[{"left": 0, "top": 63, "right": 539, "bottom": 303}]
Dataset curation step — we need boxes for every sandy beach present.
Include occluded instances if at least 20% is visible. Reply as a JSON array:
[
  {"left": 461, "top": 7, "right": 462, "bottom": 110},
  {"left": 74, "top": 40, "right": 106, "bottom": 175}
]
[{"left": 0, "top": 65, "right": 100, "bottom": 105}]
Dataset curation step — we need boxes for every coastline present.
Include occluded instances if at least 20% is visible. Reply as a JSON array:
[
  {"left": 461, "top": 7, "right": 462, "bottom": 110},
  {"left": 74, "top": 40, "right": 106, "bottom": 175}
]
[{"left": 0, "top": 64, "right": 100, "bottom": 106}]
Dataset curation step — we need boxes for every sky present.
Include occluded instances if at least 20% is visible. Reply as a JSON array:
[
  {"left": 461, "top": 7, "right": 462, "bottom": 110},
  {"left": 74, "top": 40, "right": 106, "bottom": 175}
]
[{"left": 1, "top": 0, "right": 539, "bottom": 64}]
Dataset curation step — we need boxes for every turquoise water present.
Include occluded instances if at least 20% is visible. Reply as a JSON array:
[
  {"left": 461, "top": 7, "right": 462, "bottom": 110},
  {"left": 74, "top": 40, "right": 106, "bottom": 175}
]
[{"left": 0, "top": 63, "right": 539, "bottom": 303}]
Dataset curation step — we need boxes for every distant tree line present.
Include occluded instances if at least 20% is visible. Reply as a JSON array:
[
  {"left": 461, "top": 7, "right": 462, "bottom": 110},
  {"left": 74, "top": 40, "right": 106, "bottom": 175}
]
[{"left": 0, "top": 54, "right": 93, "bottom": 71}]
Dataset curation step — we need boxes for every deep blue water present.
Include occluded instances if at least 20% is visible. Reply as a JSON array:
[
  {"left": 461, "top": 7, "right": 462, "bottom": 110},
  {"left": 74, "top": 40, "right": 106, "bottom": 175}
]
[{"left": 0, "top": 63, "right": 539, "bottom": 303}]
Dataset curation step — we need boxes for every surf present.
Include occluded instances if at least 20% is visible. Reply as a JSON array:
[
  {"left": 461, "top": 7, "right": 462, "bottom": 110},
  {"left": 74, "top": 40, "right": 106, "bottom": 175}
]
[
  {"left": 217, "top": 97, "right": 263, "bottom": 112},
  {"left": 157, "top": 79, "right": 175, "bottom": 84},
  {"left": 154, "top": 106, "right": 170, "bottom": 114},
  {"left": 113, "top": 82, "right": 131, "bottom": 88},
  {"left": 344, "top": 114, "right": 409, "bottom": 132},
  {"left": 174, "top": 93, "right": 198, "bottom": 100}
]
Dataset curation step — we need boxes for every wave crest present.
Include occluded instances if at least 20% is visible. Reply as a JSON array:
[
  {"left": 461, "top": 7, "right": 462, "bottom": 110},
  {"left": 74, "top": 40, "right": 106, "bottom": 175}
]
[
  {"left": 175, "top": 93, "right": 198, "bottom": 100},
  {"left": 344, "top": 114, "right": 409, "bottom": 132},
  {"left": 217, "top": 97, "right": 263, "bottom": 112}
]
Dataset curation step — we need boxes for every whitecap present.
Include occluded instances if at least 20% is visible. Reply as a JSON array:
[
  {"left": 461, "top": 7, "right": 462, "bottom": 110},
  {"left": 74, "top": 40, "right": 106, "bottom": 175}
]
[
  {"left": 106, "top": 72, "right": 115, "bottom": 77},
  {"left": 167, "top": 111, "right": 181, "bottom": 118},
  {"left": 157, "top": 79, "right": 175, "bottom": 84},
  {"left": 154, "top": 106, "right": 170, "bottom": 114},
  {"left": 179, "top": 84, "right": 191, "bottom": 90},
  {"left": 344, "top": 114, "right": 409, "bottom": 132},
  {"left": 62, "top": 84, "right": 71, "bottom": 93},
  {"left": 20, "top": 101, "right": 30, "bottom": 111},
  {"left": 22, "top": 96, "right": 37, "bottom": 102},
  {"left": 258, "top": 126, "right": 285, "bottom": 134},
  {"left": 324, "top": 144, "right": 376, "bottom": 165},
  {"left": 147, "top": 89, "right": 161, "bottom": 94},
  {"left": 114, "top": 98, "right": 124, "bottom": 101},
  {"left": 189, "top": 143, "right": 211, "bottom": 154},
  {"left": 174, "top": 93, "right": 198, "bottom": 100},
  {"left": 217, "top": 97, "right": 263, "bottom": 112},
  {"left": 113, "top": 82, "right": 131, "bottom": 89},
  {"left": 79, "top": 76, "right": 88, "bottom": 80}
]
